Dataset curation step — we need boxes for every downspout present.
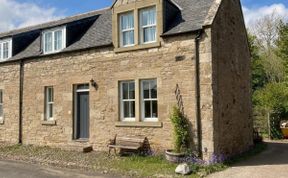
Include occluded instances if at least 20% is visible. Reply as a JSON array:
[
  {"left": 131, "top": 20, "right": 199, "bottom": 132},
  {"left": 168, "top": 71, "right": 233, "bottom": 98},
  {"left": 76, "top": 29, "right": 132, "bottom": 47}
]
[
  {"left": 195, "top": 30, "right": 203, "bottom": 158},
  {"left": 19, "top": 60, "right": 24, "bottom": 144}
]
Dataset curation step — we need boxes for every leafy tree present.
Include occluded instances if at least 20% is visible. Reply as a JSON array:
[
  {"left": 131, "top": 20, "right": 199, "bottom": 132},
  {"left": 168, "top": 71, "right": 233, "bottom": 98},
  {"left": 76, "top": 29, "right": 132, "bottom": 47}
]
[
  {"left": 253, "top": 83, "right": 288, "bottom": 139},
  {"left": 249, "top": 34, "right": 267, "bottom": 91},
  {"left": 276, "top": 21, "right": 288, "bottom": 76}
]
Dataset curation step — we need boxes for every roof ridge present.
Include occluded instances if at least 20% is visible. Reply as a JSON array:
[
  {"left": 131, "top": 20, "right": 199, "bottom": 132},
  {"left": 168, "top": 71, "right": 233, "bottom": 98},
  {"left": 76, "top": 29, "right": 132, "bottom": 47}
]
[{"left": 0, "top": 7, "right": 110, "bottom": 38}]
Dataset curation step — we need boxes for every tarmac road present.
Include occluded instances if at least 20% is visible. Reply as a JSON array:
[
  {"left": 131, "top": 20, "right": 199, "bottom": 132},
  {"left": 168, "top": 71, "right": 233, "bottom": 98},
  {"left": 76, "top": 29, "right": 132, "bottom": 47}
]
[
  {"left": 0, "top": 160, "right": 114, "bottom": 178},
  {"left": 208, "top": 140, "right": 288, "bottom": 178}
]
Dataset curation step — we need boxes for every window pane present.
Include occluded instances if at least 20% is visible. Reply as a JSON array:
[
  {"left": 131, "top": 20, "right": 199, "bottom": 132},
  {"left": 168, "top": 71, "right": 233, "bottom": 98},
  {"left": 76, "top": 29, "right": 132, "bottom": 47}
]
[
  {"left": 123, "top": 101, "right": 130, "bottom": 118},
  {"left": 129, "top": 82, "right": 135, "bottom": 99},
  {"left": 150, "top": 80, "right": 157, "bottom": 98},
  {"left": 121, "top": 12, "right": 134, "bottom": 30},
  {"left": 144, "top": 101, "right": 151, "bottom": 118},
  {"left": 122, "top": 31, "right": 134, "bottom": 46},
  {"left": 141, "top": 7, "right": 156, "bottom": 26},
  {"left": 0, "top": 105, "right": 2, "bottom": 118},
  {"left": 152, "top": 100, "right": 158, "bottom": 118},
  {"left": 143, "top": 27, "right": 156, "bottom": 43},
  {"left": 54, "top": 30, "right": 63, "bottom": 51},
  {"left": 129, "top": 101, "right": 135, "bottom": 118},
  {"left": 143, "top": 81, "right": 150, "bottom": 99},
  {"left": 49, "top": 104, "right": 53, "bottom": 118},
  {"left": 77, "top": 84, "right": 89, "bottom": 90},
  {"left": 48, "top": 88, "right": 53, "bottom": 102},
  {"left": 0, "top": 90, "right": 2, "bottom": 103},
  {"left": 122, "top": 83, "right": 128, "bottom": 99},
  {"left": 3, "top": 42, "right": 9, "bottom": 59},
  {"left": 44, "top": 32, "right": 52, "bottom": 52}
]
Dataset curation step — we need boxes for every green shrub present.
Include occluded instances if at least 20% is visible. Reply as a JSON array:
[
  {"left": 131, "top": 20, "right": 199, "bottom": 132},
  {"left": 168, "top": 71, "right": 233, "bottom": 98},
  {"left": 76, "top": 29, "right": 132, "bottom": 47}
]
[
  {"left": 253, "top": 82, "right": 288, "bottom": 139},
  {"left": 170, "top": 106, "right": 189, "bottom": 153}
]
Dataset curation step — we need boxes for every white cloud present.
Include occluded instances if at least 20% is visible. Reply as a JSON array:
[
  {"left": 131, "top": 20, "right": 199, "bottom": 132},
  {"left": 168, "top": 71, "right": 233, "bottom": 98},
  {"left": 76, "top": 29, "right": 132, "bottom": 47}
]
[
  {"left": 243, "top": 3, "right": 288, "bottom": 28},
  {"left": 0, "top": 0, "right": 64, "bottom": 33}
]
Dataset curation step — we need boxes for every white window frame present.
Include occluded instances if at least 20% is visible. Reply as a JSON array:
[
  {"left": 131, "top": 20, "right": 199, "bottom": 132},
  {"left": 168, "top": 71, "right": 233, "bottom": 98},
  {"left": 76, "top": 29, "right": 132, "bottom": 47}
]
[
  {"left": 141, "top": 79, "right": 158, "bottom": 122},
  {"left": 45, "top": 87, "right": 54, "bottom": 121},
  {"left": 42, "top": 26, "right": 66, "bottom": 54},
  {"left": 0, "top": 90, "right": 3, "bottom": 121},
  {"left": 119, "top": 11, "right": 135, "bottom": 47},
  {"left": 120, "top": 81, "right": 136, "bottom": 122},
  {"left": 139, "top": 6, "right": 157, "bottom": 44},
  {"left": 0, "top": 39, "right": 12, "bottom": 61}
]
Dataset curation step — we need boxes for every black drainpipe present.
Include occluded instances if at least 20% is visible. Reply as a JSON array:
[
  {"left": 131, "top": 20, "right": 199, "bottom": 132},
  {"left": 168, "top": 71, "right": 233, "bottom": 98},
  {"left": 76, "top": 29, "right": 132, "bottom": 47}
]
[
  {"left": 195, "top": 30, "right": 203, "bottom": 158},
  {"left": 19, "top": 60, "right": 24, "bottom": 144}
]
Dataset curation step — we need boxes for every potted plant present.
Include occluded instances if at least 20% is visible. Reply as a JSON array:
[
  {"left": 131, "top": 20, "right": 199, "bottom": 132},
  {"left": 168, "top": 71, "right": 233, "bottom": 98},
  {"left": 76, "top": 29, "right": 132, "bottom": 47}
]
[{"left": 165, "top": 106, "right": 189, "bottom": 163}]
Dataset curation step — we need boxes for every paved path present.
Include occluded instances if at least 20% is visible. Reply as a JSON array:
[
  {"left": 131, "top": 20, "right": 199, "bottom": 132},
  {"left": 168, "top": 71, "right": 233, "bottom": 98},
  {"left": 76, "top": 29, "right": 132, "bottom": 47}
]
[
  {"left": 208, "top": 140, "right": 288, "bottom": 178},
  {"left": 0, "top": 160, "right": 113, "bottom": 178}
]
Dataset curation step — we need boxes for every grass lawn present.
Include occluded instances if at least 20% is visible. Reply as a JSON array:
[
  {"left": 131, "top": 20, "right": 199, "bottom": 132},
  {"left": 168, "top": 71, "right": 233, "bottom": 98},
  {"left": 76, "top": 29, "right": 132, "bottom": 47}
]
[{"left": 0, "top": 143, "right": 266, "bottom": 178}]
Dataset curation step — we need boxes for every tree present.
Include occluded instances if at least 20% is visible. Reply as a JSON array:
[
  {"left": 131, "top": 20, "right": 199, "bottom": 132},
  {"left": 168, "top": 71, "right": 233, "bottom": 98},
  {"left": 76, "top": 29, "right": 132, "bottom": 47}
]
[
  {"left": 250, "top": 12, "right": 282, "bottom": 51},
  {"left": 249, "top": 34, "right": 267, "bottom": 91},
  {"left": 253, "top": 83, "right": 288, "bottom": 139},
  {"left": 249, "top": 13, "right": 286, "bottom": 84},
  {"left": 276, "top": 21, "right": 288, "bottom": 77}
]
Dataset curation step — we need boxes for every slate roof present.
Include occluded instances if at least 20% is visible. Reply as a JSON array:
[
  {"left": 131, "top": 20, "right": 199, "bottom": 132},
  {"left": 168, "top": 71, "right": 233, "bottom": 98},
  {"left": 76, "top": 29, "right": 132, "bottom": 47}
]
[
  {"left": 164, "top": 0, "right": 216, "bottom": 35},
  {"left": 0, "top": 0, "right": 220, "bottom": 63}
]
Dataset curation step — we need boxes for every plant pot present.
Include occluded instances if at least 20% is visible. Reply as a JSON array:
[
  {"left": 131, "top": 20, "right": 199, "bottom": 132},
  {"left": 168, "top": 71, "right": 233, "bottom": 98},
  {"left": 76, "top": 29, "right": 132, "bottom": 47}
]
[{"left": 165, "top": 149, "right": 185, "bottom": 163}]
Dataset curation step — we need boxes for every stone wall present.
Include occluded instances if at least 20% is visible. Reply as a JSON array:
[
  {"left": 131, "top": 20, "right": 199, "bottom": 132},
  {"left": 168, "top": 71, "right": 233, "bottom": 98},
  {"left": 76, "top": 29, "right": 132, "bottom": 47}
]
[
  {"left": 211, "top": 0, "right": 253, "bottom": 157},
  {"left": 0, "top": 62, "right": 20, "bottom": 144},
  {"left": 21, "top": 33, "right": 212, "bottom": 152}
]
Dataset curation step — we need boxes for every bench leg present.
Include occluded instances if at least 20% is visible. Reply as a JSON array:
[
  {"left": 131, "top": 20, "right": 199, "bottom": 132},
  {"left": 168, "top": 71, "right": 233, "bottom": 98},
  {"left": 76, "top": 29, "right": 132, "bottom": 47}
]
[{"left": 108, "top": 147, "right": 117, "bottom": 156}]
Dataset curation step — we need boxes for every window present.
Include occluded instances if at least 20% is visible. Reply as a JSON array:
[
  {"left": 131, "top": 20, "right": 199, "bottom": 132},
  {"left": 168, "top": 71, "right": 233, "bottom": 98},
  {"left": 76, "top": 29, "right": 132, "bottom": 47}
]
[
  {"left": 120, "top": 81, "right": 135, "bottom": 121},
  {"left": 0, "top": 39, "right": 12, "bottom": 61},
  {"left": 139, "top": 6, "right": 157, "bottom": 44},
  {"left": 119, "top": 12, "right": 135, "bottom": 47},
  {"left": 45, "top": 87, "right": 54, "bottom": 121},
  {"left": 141, "top": 79, "right": 158, "bottom": 121},
  {"left": 0, "top": 90, "right": 3, "bottom": 121},
  {"left": 42, "top": 27, "right": 66, "bottom": 54}
]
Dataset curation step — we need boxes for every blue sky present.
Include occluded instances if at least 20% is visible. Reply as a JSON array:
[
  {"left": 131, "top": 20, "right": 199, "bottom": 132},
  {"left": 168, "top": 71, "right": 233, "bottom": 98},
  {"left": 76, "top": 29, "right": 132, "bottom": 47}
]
[
  {"left": 14, "top": 0, "right": 288, "bottom": 16},
  {"left": 0, "top": 0, "right": 287, "bottom": 32},
  {"left": 242, "top": 0, "right": 288, "bottom": 8},
  {"left": 15, "top": 0, "right": 113, "bottom": 16}
]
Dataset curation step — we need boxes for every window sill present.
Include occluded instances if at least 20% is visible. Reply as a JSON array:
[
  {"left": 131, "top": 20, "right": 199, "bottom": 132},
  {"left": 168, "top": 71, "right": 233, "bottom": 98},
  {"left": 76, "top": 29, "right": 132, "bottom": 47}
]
[
  {"left": 115, "top": 121, "right": 162, "bottom": 128},
  {"left": 114, "top": 41, "right": 160, "bottom": 53},
  {"left": 42, "top": 120, "right": 56, "bottom": 126},
  {"left": 74, "top": 138, "right": 89, "bottom": 143}
]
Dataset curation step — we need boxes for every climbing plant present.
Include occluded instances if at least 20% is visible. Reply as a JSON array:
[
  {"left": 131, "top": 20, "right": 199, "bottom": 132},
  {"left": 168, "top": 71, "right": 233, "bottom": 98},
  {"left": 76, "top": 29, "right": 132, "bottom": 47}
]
[{"left": 170, "top": 106, "right": 189, "bottom": 153}]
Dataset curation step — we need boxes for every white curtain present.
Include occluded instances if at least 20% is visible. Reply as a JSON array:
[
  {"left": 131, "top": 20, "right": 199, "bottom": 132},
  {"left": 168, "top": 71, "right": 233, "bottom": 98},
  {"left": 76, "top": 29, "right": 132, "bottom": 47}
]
[
  {"left": 121, "top": 12, "right": 134, "bottom": 46},
  {"left": 2, "top": 42, "right": 9, "bottom": 59},
  {"left": 141, "top": 7, "right": 156, "bottom": 43},
  {"left": 54, "top": 30, "right": 63, "bottom": 51},
  {"left": 44, "top": 32, "right": 52, "bottom": 52}
]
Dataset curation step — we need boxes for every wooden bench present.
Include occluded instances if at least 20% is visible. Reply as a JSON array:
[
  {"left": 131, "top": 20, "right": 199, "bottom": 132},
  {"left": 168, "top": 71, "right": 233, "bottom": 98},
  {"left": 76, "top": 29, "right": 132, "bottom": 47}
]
[{"left": 108, "top": 135, "right": 147, "bottom": 155}]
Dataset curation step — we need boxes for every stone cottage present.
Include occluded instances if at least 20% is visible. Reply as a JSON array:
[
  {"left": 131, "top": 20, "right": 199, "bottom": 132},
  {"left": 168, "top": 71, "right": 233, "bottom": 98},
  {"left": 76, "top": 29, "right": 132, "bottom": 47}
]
[{"left": 0, "top": 0, "right": 253, "bottom": 160}]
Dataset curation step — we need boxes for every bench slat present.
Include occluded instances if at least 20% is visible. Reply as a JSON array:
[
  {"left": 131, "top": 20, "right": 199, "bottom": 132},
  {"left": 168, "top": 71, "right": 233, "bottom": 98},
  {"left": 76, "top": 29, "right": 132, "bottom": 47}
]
[
  {"left": 117, "top": 137, "right": 145, "bottom": 143},
  {"left": 109, "top": 145, "right": 140, "bottom": 150}
]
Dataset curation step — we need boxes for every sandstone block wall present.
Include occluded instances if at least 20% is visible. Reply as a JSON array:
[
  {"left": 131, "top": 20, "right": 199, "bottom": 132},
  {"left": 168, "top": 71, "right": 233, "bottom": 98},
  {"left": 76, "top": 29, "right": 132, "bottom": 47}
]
[
  {"left": 21, "top": 34, "right": 212, "bottom": 152},
  {"left": 211, "top": 0, "right": 253, "bottom": 156},
  {"left": 0, "top": 62, "right": 20, "bottom": 144}
]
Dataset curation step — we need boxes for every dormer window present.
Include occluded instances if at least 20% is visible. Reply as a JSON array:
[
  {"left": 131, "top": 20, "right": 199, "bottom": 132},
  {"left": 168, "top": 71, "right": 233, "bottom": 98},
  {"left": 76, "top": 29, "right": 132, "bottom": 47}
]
[
  {"left": 42, "top": 27, "right": 66, "bottom": 54},
  {"left": 0, "top": 39, "right": 12, "bottom": 61},
  {"left": 139, "top": 6, "right": 157, "bottom": 44},
  {"left": 119, "top": 12, "right": 135, "bottom": 47}
]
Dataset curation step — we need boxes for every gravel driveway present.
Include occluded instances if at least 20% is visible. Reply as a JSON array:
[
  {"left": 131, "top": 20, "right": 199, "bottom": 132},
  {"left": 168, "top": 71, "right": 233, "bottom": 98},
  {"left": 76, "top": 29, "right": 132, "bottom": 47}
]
[
  {"left": 0, "top": 160, "right": 114, "bottom": 178},
  {"left": 208, "top": 140, "right": 288, "bottom": 178}
]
